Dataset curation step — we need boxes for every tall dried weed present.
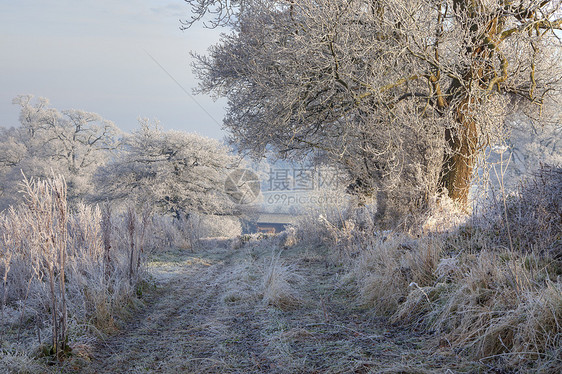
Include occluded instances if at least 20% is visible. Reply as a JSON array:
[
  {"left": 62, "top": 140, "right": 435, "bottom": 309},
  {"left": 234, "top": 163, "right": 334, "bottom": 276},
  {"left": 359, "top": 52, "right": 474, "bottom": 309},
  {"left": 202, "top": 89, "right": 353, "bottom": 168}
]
[{"left": 0, "top": 174, "right": 149, "bottom": 364}]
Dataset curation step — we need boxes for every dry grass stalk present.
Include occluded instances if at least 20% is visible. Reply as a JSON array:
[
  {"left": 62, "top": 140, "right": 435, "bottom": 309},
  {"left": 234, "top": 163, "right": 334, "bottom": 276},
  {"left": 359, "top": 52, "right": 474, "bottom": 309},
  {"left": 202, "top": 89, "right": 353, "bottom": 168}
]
[
  {"left": 355, "top": 234, "right": 442, "bottom": 315},
  {"left": 101, "top": 203, "right": 112, "bottom": 279},
  {"left": 20, "top": 174, "right": 70, "bottom": 360},
  {"left": 0, "top": 236, "right": 11, "bottom": 332},
  {"left": 262, "top": 251, "right": 302, "bottom": 310},
  {"left": 124, "top": 205, "right": 151, "bottom": 284}
]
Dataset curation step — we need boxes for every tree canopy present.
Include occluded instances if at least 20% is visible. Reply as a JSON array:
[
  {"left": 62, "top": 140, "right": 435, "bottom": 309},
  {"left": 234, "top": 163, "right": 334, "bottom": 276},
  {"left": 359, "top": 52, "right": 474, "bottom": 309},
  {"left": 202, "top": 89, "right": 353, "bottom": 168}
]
[
  {"left": 1, "top": 96, "right": 238, "bottom": 218},
  {"left": 0, "top": 95, "right": 120, "bottom": 209},
  {"left": 95, "top": 119, "right": 238, "bottom": 217},
  {"left": 187, "top": 0, "right": 562, "bottom": 221}
]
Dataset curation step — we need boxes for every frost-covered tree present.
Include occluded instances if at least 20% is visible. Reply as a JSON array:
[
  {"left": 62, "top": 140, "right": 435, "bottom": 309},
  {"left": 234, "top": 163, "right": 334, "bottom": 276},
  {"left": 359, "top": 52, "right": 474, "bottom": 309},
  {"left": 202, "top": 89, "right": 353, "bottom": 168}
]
[
  {"left": 186, "top": 0, "right": 562, "bottom": 218},
  {"left": 13, "top": 95, "right": 120, "bottom": 171},
  {"left": 0, "top": 95, "right": 120, "bottom": 209},
  {"left": 0, "top": 127, "right": 26, "bottom": 172},
  {"left": 95, "top": 119, "right": 238, "bottom": 218}
]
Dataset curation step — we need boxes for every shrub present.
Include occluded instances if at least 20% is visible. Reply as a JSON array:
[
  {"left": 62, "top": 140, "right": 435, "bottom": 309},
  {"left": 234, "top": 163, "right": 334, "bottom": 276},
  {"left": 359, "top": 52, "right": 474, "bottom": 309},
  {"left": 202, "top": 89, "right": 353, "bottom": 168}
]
[
  {"left": 478, "top": 164, "right": 561, "bottom": 257},
  {"left": 188, "top": 213, "right": 242, "bottom": 240}
]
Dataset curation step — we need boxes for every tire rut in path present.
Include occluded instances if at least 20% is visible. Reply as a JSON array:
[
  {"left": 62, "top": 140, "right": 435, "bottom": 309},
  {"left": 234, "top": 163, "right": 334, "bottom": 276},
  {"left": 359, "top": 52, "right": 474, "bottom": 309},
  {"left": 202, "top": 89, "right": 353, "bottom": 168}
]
[{"left": 87, "top": 254, "right": 236, "bottom": 373}]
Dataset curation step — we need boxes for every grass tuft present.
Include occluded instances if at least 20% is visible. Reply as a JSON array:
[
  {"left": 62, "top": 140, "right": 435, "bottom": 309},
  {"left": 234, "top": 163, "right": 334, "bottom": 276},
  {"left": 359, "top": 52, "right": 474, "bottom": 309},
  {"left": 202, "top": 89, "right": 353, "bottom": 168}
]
[{"left": 262, "top": 251, "right": 303, "bottom": 311}]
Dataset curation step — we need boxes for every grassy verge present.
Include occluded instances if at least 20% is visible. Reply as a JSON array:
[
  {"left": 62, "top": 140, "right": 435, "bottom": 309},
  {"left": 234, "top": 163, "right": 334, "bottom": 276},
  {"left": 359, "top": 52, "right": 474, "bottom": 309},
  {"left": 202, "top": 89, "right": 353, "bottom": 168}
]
[{"left": 351, "top": 166, "right": 561, "bottom": 372}]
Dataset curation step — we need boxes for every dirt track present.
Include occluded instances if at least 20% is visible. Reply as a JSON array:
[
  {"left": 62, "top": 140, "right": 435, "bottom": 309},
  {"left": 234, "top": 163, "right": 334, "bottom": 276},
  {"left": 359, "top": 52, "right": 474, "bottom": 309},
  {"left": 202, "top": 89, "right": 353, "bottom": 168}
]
[{"left": 83, "top": 241, "right": 481, "bottom": 373}]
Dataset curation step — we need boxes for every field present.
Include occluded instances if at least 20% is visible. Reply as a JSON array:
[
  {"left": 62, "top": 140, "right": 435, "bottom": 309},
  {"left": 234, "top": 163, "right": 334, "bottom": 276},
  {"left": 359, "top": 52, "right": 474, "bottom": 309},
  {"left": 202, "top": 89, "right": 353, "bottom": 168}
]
[{"left": 1, "top": 167, "right": 561, "bottom": 373}]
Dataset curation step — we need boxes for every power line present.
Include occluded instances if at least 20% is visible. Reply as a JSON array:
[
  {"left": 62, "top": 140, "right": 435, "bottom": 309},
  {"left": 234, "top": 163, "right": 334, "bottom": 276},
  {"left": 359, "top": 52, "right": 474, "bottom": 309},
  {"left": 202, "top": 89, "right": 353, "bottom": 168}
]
[{"left": 143, "top": 49, "right": 222, "bottom": 127}]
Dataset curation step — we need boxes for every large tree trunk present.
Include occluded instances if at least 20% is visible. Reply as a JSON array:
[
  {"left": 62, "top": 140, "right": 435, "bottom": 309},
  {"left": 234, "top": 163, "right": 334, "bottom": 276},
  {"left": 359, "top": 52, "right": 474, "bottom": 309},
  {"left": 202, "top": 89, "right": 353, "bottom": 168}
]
[{"left": 439, "top": 99, "right": 478, "bottom": 208}]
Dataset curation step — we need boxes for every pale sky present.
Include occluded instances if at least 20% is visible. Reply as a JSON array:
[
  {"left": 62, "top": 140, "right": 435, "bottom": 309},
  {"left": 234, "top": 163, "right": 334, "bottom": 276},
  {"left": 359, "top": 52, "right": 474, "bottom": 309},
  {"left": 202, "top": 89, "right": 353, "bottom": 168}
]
[{"left": 0, "top": 0, "right": 227, "bottom": 139}]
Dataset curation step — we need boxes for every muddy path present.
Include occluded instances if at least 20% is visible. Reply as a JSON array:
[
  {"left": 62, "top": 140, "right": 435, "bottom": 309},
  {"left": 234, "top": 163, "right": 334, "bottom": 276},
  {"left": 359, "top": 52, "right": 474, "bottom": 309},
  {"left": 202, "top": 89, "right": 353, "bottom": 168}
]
[{"left": 83, "top": 241, "right": 482, "bottom": 373}]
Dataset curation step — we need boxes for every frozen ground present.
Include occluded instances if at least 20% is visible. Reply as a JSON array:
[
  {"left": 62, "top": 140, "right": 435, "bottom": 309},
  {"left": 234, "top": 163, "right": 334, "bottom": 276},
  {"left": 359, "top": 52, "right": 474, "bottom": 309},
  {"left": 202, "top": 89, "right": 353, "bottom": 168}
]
[{"left": 77, "top": 241, "right": 484, "bottom": 373}]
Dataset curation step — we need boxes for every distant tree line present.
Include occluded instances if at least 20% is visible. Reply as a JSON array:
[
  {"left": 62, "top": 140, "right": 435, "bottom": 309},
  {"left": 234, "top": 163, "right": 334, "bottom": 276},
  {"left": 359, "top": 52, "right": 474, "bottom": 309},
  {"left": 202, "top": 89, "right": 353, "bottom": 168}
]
[{"left": 0, "top": 95, "right": 238, "bottom": 217}]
